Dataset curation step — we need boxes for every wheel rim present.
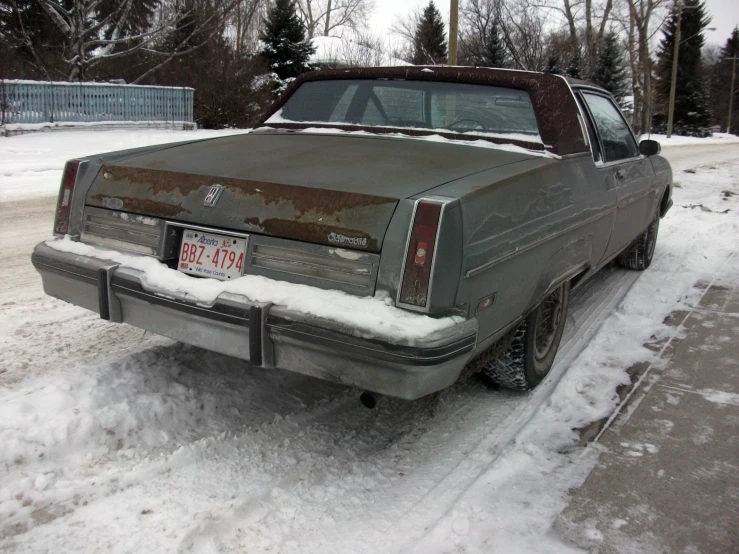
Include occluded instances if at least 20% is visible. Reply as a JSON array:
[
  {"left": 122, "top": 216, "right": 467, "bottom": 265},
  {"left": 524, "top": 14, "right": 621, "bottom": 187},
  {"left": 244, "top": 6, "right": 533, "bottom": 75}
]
[{"left": 533, "top": 286, "right": 564, "bottom": 363}]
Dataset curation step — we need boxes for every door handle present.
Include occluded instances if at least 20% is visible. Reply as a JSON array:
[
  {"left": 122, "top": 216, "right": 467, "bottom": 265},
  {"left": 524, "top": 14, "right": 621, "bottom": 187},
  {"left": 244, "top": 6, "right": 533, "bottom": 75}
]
[{"left": 615, "top": 169, "right": 625, "bottom": 180}]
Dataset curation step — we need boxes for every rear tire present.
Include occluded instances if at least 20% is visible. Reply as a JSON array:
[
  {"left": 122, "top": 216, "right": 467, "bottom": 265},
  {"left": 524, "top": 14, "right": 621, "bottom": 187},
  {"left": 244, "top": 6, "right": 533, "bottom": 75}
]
[
  {"left": 481, "top": 281, "right": 570, "bottom": 391},
  {"left": 617, "top": 215, "right": 659, "bottom": 271}
]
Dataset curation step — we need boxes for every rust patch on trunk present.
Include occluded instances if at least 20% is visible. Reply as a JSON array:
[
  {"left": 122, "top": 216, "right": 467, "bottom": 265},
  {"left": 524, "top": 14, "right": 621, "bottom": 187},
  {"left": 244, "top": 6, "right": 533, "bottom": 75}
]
[
  {"left": 87, "top": 165, "right": 397, "bottom": 251},
  {"left": 88, "top": 193, "right": 193, "bottom": 218},
  {"left": 99, "top": 165, "right": 394, "bottom": 218}
]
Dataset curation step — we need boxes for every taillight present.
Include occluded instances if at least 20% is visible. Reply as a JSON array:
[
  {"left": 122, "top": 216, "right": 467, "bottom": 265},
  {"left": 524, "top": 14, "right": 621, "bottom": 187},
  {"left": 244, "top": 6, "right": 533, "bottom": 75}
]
[
  {"left": 54, "top": 160, "right": 82, "bottom": 235},
  {"left": 399, "top": 200, "right": 443, "bottom": 308}
]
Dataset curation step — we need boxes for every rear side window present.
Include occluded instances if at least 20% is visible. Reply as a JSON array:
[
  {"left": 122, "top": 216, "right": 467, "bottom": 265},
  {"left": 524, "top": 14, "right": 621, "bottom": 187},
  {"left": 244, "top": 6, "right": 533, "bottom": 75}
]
[{"left": 582, "top": 93, "right": 638, "bottom": 162}]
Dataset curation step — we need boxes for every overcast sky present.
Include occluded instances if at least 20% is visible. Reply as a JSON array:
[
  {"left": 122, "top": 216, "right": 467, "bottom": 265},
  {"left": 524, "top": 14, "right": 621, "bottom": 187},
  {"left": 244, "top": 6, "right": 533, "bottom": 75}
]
[{"left": 369, "top": 0, "right": 738, "bottom": 48}]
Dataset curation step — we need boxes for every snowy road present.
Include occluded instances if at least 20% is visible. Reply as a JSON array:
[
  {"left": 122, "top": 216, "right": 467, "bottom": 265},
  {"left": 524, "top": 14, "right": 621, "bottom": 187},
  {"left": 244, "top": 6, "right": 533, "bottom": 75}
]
[{"left": 1, "top": 137, "right": 738, "bottom": 553}]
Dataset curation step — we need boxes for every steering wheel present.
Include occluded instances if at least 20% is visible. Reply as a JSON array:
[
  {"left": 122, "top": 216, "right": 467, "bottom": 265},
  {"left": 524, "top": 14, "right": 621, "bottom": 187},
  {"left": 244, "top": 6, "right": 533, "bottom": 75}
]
[{"left": 448, "top": 118, "right": 487, "bottom": 132}]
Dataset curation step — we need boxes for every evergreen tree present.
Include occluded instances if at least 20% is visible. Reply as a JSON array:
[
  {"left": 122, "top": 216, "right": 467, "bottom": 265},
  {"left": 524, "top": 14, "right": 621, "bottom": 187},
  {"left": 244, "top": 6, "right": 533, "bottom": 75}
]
[
  {"left": 412, "top": 1, "right": 447, "bottom": 65},
  {"left": 710, "top": 27, "right": 739, "bottom": 133},
  {"left": 260, "top": 0, "right": 315, "bottom": 82},
  {"left": 592, "top": 31, "right": 629, "bottom": 105},
  {"left": 654, "top": 0, "right": 713, "bottom": 136},
  {"left": 566, "top": 50, "right": 583, "bottom": 79},
  {"left": 544, "top": 56, "right": 564, "bottom": 75},
  {"left": 461, "top": 24, "right": 507, "bottom": 67},
  {"left": 477, "top": 25, "right": 506, "bottom": 67}
]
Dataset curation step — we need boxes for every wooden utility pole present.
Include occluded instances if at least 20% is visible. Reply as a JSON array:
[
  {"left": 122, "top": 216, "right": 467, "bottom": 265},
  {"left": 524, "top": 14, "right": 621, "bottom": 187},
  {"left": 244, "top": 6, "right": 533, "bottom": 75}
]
[
  {"left": 666, "top": 0, "right": 683, "bottom": 138},
  {"left": 728, "top": 56, "right": 738, "bottom": 134},
  {"left": 448, "top": 0, "right": 459, "bottom": 65}
]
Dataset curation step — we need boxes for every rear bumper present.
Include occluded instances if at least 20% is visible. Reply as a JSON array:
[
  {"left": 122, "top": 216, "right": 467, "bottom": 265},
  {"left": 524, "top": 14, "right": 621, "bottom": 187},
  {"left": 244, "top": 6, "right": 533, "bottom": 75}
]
[{"left": 32, "top": 242, "right": 478, "bottom": 399}]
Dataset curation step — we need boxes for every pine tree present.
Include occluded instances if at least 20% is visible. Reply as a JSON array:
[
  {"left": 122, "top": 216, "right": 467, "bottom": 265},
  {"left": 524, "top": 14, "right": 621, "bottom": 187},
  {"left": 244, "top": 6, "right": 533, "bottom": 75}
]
[
  {"left": 710, "top": 27, "right": 739, "bottom": 133},
  {"left": 544, "top": 56, "right": 564, "bottom": 75},
  {"left": 412, "top": 1, "right": 447, "bottom": 65},
  {"left": 592, "top": 31, "right": 629, "bottom": 105},
  {"left": 654, "top": 0, "right": 713, "bottom": 136},
  {"left": 477, "top": 26, "right": 506, "bottom": 67},
  {"left": 566, "top": 51, "right": 583, "bottom": 79},
  {"left": 259, "top": 0, "right": 315, "bottom": 83},
  {"left": 460, "top": 24, "right": 507, "bottom": 68}
]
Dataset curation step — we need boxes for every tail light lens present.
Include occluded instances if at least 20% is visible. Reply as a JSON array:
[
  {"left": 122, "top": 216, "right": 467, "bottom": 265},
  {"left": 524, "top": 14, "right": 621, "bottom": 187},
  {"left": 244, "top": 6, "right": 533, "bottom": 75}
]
[
  {"left": 399, "top": 200, "right": 443, "bottom": 308},
  {"left": 54, "top": 160, "right": 82, "bottom": 235}
]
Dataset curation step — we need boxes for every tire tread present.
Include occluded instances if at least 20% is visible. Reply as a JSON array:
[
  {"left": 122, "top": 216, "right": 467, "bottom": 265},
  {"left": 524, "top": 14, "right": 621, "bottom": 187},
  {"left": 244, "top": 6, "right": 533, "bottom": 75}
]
[{"left": 480, "top": 324, "right": 529, "bottom": 390}]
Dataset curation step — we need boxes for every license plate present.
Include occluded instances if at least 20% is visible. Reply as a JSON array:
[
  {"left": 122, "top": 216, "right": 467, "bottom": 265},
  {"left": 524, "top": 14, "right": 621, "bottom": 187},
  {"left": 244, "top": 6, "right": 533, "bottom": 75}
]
[{"left": 177, "top": 230, "right": 247, "bottom": 281}]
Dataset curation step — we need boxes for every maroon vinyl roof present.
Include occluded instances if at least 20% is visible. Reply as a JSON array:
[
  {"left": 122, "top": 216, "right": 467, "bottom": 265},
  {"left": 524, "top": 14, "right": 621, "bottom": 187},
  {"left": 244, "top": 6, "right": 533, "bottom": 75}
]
[{"left": 259, "top": 66, "right": 594, "bottom": 157}]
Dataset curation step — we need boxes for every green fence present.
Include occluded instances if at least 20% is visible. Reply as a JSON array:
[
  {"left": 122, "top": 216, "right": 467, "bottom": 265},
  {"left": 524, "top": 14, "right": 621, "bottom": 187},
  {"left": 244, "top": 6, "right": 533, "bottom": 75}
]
[{"left": 0, "top": 80, "right": 194, "bottom": 125}]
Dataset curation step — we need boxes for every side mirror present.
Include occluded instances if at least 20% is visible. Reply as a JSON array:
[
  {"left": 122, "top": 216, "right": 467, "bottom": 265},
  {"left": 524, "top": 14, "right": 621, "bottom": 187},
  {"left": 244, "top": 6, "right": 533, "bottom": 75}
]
[{"left": 639, "top": 139, "right": 661, "bottom": 156}]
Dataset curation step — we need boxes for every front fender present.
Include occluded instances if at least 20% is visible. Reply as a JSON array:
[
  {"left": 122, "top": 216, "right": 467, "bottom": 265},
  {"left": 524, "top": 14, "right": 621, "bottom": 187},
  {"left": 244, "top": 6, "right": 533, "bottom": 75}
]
[{"left": 649, "top": 155, "right": 673, "bottom": 218}]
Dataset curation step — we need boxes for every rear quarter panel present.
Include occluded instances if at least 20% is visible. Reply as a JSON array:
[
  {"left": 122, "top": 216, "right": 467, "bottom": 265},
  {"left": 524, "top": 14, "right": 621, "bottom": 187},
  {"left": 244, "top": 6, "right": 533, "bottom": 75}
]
[{"left": 429, "top": 154, "right": 618, "bottom": 346}]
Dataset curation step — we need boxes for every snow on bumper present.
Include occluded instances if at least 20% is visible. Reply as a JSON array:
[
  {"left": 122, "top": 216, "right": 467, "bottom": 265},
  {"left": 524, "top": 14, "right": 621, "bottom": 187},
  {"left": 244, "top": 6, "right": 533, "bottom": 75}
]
[{"left": 31, "top": 242, "right": 478, "bottom": 399}]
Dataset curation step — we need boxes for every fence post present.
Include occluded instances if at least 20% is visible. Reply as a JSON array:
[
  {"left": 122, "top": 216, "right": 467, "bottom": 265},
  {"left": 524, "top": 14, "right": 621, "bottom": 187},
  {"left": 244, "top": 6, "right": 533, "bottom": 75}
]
[{"left": 1, "top": 79, "right": 6, "bottom": 126}]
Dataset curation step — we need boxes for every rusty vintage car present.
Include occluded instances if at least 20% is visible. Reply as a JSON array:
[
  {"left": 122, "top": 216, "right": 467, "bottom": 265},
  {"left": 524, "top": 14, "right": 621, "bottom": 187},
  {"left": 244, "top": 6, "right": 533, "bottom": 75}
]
[{"left": 32, "top": 67, "right": 672, "bottom": 403}]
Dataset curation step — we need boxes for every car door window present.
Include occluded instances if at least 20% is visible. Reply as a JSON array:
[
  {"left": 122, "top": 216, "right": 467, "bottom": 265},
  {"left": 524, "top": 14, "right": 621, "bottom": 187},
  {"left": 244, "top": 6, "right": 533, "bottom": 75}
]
[
  {"left": 582, "top": 93, "right": 638, "bottom": 162},
  {"left": 575, "top": 94, "right": 602, "bottom": 162}
]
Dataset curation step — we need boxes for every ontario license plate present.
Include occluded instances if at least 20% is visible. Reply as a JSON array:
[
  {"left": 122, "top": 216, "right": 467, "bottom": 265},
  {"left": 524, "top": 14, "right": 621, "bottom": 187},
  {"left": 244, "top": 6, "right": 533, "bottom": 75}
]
[{"left": 178, "top": 230, "right": 247, "bottom": 281}]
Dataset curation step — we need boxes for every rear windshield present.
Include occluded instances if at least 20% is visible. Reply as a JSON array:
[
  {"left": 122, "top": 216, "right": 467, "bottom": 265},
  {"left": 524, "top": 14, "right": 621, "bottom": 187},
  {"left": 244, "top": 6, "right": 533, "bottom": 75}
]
[{"left": 266, "top": 79, "right": 541, "bottom": 142}]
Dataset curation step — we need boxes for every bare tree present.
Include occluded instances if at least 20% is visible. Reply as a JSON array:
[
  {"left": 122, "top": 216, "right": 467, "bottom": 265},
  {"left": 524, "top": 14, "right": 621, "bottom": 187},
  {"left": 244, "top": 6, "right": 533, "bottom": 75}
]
[
  {"left": 297, "top": 0, "right": 373, "bottom": 38},
  {"left": 32, "top": 0, "right": 239, "bottom": 81},
  {"left": 496, "top": 0, "right": 548, "bottom": 70},
  {"left": 459, "top": 0, "right": 507, "bottom": 66},
  {"left": 315, "top": 30, "right": 398, "bottom": 66},
  {"left": 389, "top": 7, "right": 419, "bottom": 43},
  {"left": 622, "top": 0, "right": 669, "bottom": 133},
  {"left": 389, "top": 6, "right": 422, "bottom": 62},
  {"left": 461, "top": 0, "right": 498, "bottom": 46},
  {"left": 231, "top": 0, "right": 267, "bottom": 58},
  {"left": 525, "top": 0, "right": 615, "bottom": 74}
]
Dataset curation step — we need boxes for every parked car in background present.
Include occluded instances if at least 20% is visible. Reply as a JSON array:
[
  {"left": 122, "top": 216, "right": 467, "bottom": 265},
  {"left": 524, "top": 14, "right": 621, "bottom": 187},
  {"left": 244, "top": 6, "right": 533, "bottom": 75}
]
[{"left": 32, "top": 67, "right": 672, "bottom": 404}]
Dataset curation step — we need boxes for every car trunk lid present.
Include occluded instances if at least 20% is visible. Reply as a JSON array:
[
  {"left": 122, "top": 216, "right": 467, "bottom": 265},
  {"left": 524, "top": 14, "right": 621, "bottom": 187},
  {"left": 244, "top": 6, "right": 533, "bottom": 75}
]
[{"left": 85, "top": 131, "right": 538, "bottom": 252}]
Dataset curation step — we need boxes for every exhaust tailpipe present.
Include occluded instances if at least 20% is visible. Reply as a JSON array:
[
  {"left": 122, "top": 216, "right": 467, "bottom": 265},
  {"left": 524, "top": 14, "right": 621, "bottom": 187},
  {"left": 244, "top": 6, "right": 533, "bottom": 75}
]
[{"left": 360, "top": 391, "right": 378, "bottom": 409}]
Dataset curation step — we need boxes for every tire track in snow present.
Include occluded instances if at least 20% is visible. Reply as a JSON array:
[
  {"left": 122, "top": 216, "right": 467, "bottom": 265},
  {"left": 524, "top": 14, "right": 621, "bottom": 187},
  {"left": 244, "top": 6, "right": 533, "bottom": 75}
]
[
  {"left": 171, "top": 267, "right": 640, "bottom": 552},
  {"left": 393, "top": 269, "right": 641, "bottom": 551}
]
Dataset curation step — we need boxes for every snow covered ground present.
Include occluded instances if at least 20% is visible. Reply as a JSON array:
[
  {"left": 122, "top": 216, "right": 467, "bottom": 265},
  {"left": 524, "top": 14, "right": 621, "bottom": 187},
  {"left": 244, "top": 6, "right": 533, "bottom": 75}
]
[
  {"left": 0, "top": 129, "right": 242, "bottom": 201},
  {"left": 0, "top": 130, "right": 737, "bottom": 552},
  {"left": 640, "top": 132, "right": 739, "bottom": 147}
]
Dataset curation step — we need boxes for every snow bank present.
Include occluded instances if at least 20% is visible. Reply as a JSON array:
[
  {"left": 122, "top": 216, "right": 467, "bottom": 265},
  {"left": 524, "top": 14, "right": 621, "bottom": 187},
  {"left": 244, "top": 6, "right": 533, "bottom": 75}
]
[
  {"left": 642, "top": 132, "right": 739, "bottom": 146},
  {"left": 2, "top": 120, "right": 193, "bottom": 132},
  {"left": 2, "top": 128, "right": 738, "bottom": 554},
  {"left": 0, "top": 129, "right": 243, "bottom": 201},
  {"left": 409, "top": 143, "right": 739, "bottom": 553},
  {"left": 46, "top": 237, "right": 463, "bottom": 342}
]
